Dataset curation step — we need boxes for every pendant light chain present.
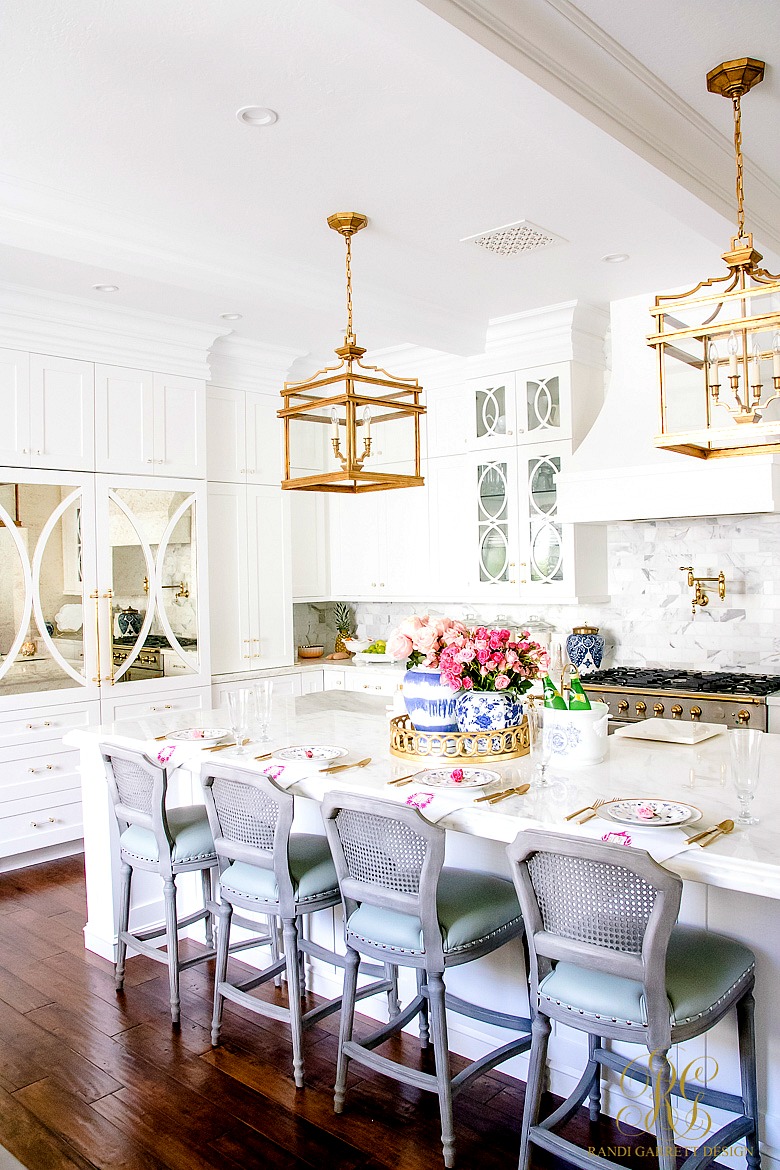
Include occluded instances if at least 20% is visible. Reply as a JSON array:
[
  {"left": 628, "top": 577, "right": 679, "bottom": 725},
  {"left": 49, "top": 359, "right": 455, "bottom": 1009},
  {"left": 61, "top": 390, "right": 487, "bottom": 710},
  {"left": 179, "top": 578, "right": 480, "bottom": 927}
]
[
  {"left": 345, "top": 231, "right": 355, "bottom": 344},
  {"left": 732, "top": 92, "right": 746, "bottom": 239}
]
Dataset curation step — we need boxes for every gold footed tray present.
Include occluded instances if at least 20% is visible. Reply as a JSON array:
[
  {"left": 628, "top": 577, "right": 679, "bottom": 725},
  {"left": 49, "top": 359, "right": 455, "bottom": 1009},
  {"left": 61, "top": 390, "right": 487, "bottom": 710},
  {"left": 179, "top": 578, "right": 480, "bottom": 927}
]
[{"left": 389, "top": 714, "right": 530, "bottom": 763}]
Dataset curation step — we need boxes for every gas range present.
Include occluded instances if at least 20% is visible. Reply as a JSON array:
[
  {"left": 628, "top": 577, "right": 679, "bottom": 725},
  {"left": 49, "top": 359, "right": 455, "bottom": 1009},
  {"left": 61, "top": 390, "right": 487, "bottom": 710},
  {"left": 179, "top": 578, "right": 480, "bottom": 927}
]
[{"left": 582, "top": 669, "right": 780, "bottom": 732}]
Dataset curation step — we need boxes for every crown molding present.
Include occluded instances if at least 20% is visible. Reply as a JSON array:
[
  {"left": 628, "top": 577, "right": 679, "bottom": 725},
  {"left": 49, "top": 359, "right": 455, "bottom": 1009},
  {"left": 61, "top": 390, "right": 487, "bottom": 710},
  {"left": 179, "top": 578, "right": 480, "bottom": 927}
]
[
  {"left": 0, "top": 282, "right": 225, "bottom": 377},
  {"left": 369, "top": 300, "right": 608, "bottom": 390},
  {"left": 418, "top": 0, "right": 780, "bottom": 253},
  {"left": 209, "top": 335, "right": 306, "bottom": 394}
]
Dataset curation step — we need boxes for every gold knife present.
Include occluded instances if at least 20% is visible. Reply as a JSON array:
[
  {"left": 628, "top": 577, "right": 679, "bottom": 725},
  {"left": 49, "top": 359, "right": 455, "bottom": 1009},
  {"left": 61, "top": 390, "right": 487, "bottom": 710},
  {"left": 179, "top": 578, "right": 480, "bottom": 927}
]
[
  {"left": 203, "top": 741, "right": 238, "bottom": 753},
  {"left": 321, "top": 756, "right": 372, "bottom": 774},
  {"left": 387, "top": 771, "right": 422, "bottom": 786},
  {"left": 477, "top": 783, "right": 531, "bottom": 805}
]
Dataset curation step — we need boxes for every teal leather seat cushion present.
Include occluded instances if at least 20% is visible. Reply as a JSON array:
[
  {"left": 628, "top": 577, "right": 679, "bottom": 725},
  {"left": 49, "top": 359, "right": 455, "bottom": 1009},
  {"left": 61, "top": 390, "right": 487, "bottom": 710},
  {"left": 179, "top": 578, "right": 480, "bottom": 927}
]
[
  {"left": 120, "top": 805, "right": 215, "bottom": 864},
  {"left": 219, "top": 834, "right": 338, "bottom": 906},
  {"left": 347, "top": 868, "right": 522, "bottom": 955},
  {"left": 538, "top": 925, "right": 754, "bottom": 1027}
]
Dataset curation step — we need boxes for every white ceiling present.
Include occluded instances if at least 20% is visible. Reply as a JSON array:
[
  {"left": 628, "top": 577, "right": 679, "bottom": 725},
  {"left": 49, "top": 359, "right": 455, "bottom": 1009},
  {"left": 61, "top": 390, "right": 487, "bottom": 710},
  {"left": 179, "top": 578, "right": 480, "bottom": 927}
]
[{"left": 0, "top": 0, "right": 776, "bottom": 359}]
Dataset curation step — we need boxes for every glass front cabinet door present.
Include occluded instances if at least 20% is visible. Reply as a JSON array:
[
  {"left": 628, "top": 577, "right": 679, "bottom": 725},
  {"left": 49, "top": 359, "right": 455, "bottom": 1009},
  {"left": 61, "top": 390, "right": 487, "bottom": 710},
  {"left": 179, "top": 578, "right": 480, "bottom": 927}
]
[{"left": 0, "top": 473, "right": 99, "bottom": 707}]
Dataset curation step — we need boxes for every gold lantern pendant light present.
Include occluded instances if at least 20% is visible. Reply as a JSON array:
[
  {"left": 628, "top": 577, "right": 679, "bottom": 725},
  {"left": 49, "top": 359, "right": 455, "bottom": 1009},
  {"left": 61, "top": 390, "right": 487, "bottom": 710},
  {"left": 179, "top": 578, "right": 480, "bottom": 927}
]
[
  {"left": 649, "top": 58, "right": 780, "bottom": 458},
  {"left": 278, "top": 213, "right": 425, "bottom": 492}
]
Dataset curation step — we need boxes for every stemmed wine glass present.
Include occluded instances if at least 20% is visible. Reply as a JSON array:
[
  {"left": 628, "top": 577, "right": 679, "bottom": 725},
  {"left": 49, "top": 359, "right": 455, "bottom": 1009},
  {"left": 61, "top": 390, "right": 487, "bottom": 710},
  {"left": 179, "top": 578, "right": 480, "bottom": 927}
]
[
  {"left": 226, "top": 688, "right": 256, "bottom": 757},
  {"left": 253, "top": 680, "right": 273, "bottom": 743},
  {"left": 729, "top": 727, "right": 763, "bottom": 826},
  {"left": 527, "top": 703, "right": 553, "bottom": 787}
]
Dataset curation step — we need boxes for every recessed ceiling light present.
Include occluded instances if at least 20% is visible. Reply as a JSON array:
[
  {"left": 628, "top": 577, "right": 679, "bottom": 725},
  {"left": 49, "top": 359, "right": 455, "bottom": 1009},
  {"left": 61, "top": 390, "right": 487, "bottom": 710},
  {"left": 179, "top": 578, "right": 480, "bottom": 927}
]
[
  {"left": 93, "top": 283, "right": 119, "bottom": 292},
  {"left": 236, "top": 106, "right": 278, "bottom": 126},
  {"left": 220, "top": 312, "right": 243, "bottom": 321},
  {"left": 601, "top": 253, "right": 630, "bottom": 264}
]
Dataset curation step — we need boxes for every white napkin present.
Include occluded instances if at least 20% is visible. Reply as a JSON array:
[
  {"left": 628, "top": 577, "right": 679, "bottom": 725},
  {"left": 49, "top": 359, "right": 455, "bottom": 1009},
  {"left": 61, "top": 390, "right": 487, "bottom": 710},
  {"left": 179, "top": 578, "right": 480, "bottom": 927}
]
[
  {"left": 564, "top": 817, "right": 694, "bottom": 863},
  {"left": 399, "top": 788, "right": 479, "bottom": 825}
]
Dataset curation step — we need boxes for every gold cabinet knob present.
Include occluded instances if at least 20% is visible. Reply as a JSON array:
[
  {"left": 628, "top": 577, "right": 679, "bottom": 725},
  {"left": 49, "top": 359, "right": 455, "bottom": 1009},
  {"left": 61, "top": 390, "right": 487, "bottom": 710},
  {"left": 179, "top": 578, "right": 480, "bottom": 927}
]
[
  {"left": 653, "top": 703, "right": 665, "bottom": 716},
  {"left": 617, "top": 699, "right": 629, "bottom": 713},
  {"left": 690, "top": 705, "right": 702, "bottom": 721},
  {"left": 671, "top": 704, "right": 683, "bottom": 719},
  {"left": 736, "top": 709, "right": 751, "bottom": 725},
  {"left": 635, "top": 701, "right": 647, "bottom": 715}
]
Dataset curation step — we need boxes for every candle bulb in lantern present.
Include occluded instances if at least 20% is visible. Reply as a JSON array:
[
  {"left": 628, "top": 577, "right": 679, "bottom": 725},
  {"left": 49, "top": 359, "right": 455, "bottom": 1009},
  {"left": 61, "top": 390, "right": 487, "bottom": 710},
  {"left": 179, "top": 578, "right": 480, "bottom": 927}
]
[
  {"left": 751, "top": 338, "right": 762, "bottom": 400},
  {"left": 330, "top": 406, "right": 338, "bottom": 439},
  {"left": 773, "top": 332, "right": 780, "bottom": 380},
  {"left": 728, "top": 330, "right": 739, "bottom": 377},
  {"left": 707, "top": 341, "right": 720, "bottom": 391},
  {"left": 362, "top": 406, "right": 371, "bottom": 441}
]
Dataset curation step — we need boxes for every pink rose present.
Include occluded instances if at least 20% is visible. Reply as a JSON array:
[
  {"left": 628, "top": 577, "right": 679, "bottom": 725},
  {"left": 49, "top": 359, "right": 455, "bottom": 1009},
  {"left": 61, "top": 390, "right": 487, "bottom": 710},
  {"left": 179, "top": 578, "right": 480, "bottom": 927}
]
[
  {"left": 489, "top": 631, "right": 502, "bottom": 650},
  {"left": 476, "top": 648, "right": 489, "bottom": 665},
  {"left": 457, "top": 646, "right": 476, "bottom": 663},
  {"left": 399, "top": 615, "right": 424, "bottom": 637},
  {"left": 499, "top": 629, "right": 511, "bottom": 642},
  {"left": 495, "top": 674, "right": 510, "bottom": 690},
  {"left": 460, "top": 677, "right": 473, "bottom": 690},
  {"left": 387, "top": 631, "right": 413, "bottom": 661},
  {"left": 451, "top": 768, "right": 464, "bottom": 783},
  {"left": 475, "top": 627, "right": 488, "bottom": 639}
]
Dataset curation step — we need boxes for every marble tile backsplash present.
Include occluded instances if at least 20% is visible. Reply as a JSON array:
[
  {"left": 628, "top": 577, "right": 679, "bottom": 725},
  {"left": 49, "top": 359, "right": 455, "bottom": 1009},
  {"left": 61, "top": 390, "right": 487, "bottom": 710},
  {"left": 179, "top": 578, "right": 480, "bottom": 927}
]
[{"left": 296, "top": 515, "right": 780, "bottom": 674}]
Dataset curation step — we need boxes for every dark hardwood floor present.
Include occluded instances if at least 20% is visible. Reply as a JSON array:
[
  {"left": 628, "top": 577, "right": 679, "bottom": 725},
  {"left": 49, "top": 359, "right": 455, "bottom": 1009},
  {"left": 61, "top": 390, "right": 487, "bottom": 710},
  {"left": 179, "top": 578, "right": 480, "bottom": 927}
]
[{"left": 0, "top": 855, "right": 667, "bottom": 1170}]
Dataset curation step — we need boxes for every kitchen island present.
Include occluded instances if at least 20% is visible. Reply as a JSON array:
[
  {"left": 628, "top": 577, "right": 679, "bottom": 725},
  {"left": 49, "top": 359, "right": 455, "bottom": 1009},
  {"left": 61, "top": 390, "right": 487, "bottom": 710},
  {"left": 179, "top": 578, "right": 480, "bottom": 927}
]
[{"left": 67, "top": 691, "right": 780, "bottom": 1169}]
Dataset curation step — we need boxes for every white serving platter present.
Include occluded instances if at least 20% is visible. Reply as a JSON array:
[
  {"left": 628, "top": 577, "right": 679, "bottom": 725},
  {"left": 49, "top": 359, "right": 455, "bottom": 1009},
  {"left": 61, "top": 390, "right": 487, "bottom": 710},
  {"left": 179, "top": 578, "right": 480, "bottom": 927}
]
[
  {"left": 353, "top": 651, "right": 396, "bottom": 664},
  {"left": 613, "top": 719, "right": 726, "bottom": 745}
]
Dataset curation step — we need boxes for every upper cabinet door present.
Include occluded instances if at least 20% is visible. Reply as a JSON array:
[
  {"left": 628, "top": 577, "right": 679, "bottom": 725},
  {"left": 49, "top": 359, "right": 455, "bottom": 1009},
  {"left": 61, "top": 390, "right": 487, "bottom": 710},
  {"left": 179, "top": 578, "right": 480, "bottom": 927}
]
[
  {"left": 206, "top": 386, "right": 247, "bottom": 482},
  {"left": 247, "top": 486, "right": 292, "bottom": 667},
  {"left": 152, "top": 374, "right": 206, "bottom": 478},
  {"left": 206, "top": 483, "right": 252, "bottom": 675},
  {"left": 0, "top": 349, "right": 31, "bottom": 467},
  {"left": 516, "top": 363, "right": 571, "bottom": 443},
  {"left": 94, "top": 365, "right": 155, "bottom": 474},
  {"left": 245, "top": 391, "right": 282, "bottom": 485},
  {"left": 29, "top": 355, "right": 94, "bottom": 472},
  {"left": 427, "top": 376, "right": 517, "bottom": 457}
]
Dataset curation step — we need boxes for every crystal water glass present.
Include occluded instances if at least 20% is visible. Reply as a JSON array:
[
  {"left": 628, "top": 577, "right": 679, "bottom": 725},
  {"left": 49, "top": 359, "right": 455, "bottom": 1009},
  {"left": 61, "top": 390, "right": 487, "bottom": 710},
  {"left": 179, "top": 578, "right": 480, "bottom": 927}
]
[
  {"left": 253, "top": 679, "right": 273, "bottom": 743},
  {"left": 226, "top": 688, "right": 256, "bottom": 756},
  {"left": 527, "top": 703, "right": 552, "bottom": 787},
  {"left": 729, "top": 727, "right": 763, "bottom": 826}
]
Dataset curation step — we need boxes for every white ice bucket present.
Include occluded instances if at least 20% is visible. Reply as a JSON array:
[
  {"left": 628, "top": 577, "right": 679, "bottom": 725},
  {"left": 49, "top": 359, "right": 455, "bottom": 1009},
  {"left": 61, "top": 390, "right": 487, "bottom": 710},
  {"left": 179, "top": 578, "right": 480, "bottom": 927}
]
[{"left": 542, "top": 702, "right": 610, "bottom": 767}]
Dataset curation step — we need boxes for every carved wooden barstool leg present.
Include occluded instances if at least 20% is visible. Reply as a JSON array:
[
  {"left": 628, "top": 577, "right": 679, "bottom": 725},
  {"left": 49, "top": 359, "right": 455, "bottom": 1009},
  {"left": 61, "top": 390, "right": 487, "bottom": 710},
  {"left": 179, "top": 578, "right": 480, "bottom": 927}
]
[
  {"left": 519, "top": 1014, "right": 551, "bottom": 1170},
  {"left": 283, "top": 918, "right": 304, "bottom": 1088},
  {"left": 162, "top": 877, "right": 181, "bottom": 1025},
  {"left": 428, "top": 972, "right": 455, "bottom": 1169},
  {"left": 211, "top": 901, "right": 232, "bottom": 1046},
  {"left": 334, "top": 947, "right": 360, "bottom": 1113},
  {"left": 650, "top": 1048, "right": 677, "bottom": 1170},
  {"left": 738, "top": 992, "right": 761, "bottom": 1170},
  {"left": 115, "top": 861, "right": 132, "bottom": 992}
]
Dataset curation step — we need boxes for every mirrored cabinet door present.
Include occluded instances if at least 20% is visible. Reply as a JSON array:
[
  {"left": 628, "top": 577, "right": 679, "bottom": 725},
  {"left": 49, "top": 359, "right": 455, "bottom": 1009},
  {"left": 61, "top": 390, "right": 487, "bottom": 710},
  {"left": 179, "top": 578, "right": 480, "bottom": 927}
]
[
  {"left": 95, "top": 479, "right": 203, "bottom": 689},
  {"left": 0, "top": 474, "right": 99, "bottom": 700}
]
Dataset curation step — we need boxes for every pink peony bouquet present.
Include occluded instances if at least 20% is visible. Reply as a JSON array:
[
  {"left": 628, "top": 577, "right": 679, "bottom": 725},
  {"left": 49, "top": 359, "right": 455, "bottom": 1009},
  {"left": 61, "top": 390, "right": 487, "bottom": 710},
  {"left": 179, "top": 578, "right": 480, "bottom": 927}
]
[
  {"left": 386, "top": 614, "right": 469, "bottom": 669},
  {"left": 438, "top": 627, "right": 549, "bottom": 694}
]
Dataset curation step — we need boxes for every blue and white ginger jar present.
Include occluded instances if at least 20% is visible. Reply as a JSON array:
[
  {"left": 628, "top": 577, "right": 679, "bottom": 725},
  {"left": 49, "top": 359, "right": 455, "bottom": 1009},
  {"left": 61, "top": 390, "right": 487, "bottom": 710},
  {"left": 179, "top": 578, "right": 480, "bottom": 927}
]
[
  {"left": 454, "top": 689, "right": 524, "bottom": 733},
  {"left": 403, "top": 666, "right": 459, "bottom": 733},
  {"left": 565, "top": 625, "right": 604, "bottom": 675}
]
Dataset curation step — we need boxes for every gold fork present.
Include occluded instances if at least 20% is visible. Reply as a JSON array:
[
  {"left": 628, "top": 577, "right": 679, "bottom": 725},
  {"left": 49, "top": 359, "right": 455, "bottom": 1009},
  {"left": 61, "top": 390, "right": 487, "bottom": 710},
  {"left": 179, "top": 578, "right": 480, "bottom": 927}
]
[
  {"left": 387, "top": 771, "right": 423, "bottom": 786},
  {"left": 483, "top": 783, "right": 531, "bottom": 805},
  {"left": 565, "top": 797, "right": 605, "bottom": 822},
  {"left": 573, "top": 797, "right": 611, "bottom": 824}
]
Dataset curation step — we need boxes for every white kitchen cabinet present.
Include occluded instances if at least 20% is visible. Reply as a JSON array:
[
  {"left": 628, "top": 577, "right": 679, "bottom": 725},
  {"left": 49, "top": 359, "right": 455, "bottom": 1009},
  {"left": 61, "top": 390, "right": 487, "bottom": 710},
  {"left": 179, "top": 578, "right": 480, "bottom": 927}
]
[
  {"left": 328, "top": 466, "right": 430, "bottom": 601},
  {"left": 95, "top": 366, "right": 205, "bottom": 478},
  {"left": 206, "top": 384, "right": 281, "bottom": 485},
  {"left": 212, "top": 671, "right": 302, "bottom": 709},
  {"left": 342, "top": 667, "right": 401, "bottom": 696},
  {"left": 0, "top": 346, "right": 93, "bottom": 478},
  {"left": 207, "top": 483, "right": 292, "bottom": 675},
  {"left": 152, "top": 373, "right": 206, "bottom": 478},
  {"left": 291, "top": 491, "right": 329, "bottom": 600},
  {"left": 0, "top": 349, "right": 31, "bottom": 467}
]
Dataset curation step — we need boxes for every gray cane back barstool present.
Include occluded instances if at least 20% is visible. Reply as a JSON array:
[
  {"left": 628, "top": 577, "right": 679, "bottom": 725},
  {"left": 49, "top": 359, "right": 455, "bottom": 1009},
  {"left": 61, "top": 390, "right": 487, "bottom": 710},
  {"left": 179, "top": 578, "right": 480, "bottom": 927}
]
[
  {"left": 506, "top": 829, "right": 759, "bottom": 1170},
  {"left": 101, "top": 743, "right": 219, "bottom": 1025},
  {"left": 322, "top": 791, "right": 533, "bottom": 1169},
  {"left": 201, "top": 761, "right": 399, "bottom": 1089}
]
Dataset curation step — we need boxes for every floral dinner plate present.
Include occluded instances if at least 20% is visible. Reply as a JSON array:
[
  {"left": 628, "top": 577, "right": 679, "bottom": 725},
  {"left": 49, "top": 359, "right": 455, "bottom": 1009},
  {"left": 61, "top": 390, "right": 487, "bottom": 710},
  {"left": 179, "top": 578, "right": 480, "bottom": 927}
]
[
  {"left": 167, "top": 727, "right": 230, "bottom": 745},
  {"left": 413, "top": 767, "right": 501, "bottom": 789},
  {"left": 274, "top": 745, "right": 348, "bottom": 762},
  {"left": 595, "top": 798, "right": 702, "bottom": 827}
]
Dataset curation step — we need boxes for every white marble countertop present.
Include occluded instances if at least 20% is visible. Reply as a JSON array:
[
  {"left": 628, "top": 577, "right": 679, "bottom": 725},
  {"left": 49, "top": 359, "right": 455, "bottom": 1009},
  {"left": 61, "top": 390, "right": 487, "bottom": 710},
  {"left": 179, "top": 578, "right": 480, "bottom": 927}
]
[{"left": 69, "top": 690, "right": 780, "bottom": 901}]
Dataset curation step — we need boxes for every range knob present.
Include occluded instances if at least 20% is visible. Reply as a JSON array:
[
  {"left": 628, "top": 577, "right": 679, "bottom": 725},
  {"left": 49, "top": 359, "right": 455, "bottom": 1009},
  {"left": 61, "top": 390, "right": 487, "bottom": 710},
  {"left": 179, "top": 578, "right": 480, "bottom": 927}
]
[
  {"left": 671, "top": 704, "right": 683, "bottom": 719},
  {"left": 617, "top": 700, "right": 629, "bottom": 714},
  {"left": 653, "top": 703, "right": 665, "bottom": 717},
  {"left": 635, "top": 701, "right": 647, "bottom": 716},
  {"left": 690, "top": 705, "right": 702, "bottom": 721},
  {"left": 736, "top": 709, "right": 751, "bottom": 726}
]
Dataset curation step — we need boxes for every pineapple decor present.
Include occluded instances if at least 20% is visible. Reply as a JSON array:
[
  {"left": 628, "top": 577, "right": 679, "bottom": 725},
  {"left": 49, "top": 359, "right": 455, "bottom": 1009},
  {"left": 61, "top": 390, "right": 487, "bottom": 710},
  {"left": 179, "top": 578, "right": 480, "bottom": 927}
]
[{"left": 334, "top": 602, "right": 353, "bottom": 654}]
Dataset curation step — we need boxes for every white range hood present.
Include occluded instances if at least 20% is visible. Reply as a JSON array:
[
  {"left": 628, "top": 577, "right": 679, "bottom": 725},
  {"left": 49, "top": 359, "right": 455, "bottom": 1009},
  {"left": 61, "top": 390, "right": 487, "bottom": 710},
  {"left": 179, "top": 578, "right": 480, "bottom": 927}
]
[{"left": 556, "top": 292, "right": 780, "bottom": 523}]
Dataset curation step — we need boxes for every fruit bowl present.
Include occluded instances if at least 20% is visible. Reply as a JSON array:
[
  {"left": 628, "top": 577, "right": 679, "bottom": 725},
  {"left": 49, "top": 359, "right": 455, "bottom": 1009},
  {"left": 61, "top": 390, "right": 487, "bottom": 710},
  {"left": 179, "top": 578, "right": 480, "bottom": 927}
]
[
  {"left": 298, "top": 645, "right": 325, "bottom": 659},
  {"left": 343, "top": 638, "right": 370, "bottom": 653}
]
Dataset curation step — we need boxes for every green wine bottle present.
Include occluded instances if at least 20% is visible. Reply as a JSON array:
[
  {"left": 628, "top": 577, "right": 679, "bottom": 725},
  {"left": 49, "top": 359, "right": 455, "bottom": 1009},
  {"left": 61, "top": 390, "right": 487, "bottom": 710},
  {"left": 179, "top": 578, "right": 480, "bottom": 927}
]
[
  {"left": 568, "top": 674, "right": 592, "bottom": 710},
  {"left": 542, "top": 676, "right": 567, "bottom": 709}
]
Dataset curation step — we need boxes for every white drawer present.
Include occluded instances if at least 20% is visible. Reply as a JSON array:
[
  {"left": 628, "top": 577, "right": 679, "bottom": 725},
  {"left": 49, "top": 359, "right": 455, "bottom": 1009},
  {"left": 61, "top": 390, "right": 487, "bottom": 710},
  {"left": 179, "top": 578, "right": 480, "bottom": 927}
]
[
  {"left": 300, "top": 671, "right": 323, "bottom": 695},
  {"left": 0, "top": 745, "right": 79, "bottom": 799},
  {"left": 0, "top": 795, "right": 83, "bottom": 858},
  {"left": 0, "top": 703, "right": 97, "bottom": 749},
  {"left": 344, "top": 670, "right": 401, "bottom": 696},
  {"left": 101, "top": 688, "right": 209, "bottom": 724},
  {"left": 322, "top": 670, "right": 346, "bottom": 690}
]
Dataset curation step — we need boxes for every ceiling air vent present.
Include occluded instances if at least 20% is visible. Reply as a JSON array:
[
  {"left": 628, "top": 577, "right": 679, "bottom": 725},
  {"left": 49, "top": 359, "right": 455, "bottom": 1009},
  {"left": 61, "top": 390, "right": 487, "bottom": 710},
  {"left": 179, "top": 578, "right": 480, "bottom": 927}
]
[{"left": 461, "top": 219, "right": 566, "bottom": 257}]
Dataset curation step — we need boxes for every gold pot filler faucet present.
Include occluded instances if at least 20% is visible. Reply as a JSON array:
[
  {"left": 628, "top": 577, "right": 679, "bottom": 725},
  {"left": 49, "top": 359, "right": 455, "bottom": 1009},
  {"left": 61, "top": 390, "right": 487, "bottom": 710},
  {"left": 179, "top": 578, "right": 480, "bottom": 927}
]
[{"left": 679, "top": 566, "right": 726, "bottom": 618}]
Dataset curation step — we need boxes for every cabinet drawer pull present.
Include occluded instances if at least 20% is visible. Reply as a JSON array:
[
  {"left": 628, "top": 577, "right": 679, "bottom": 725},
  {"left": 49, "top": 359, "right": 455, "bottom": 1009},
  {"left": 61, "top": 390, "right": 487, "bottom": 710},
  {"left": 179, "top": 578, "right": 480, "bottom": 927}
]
[
  {"left": 26, "top": 723, "right": 34, "bottom": 730},
  {"left": 146, "top": 458, "right": 154, "bottom": 464},
  {"left": 29, "top": 819, "right": 56, "bottom": 827},
  {"left": 28, "top": 764, "right": 55, "bottom": 774}
]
